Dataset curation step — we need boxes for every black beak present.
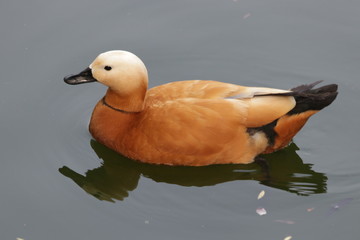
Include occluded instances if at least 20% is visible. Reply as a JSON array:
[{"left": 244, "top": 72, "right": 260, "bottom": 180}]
[{"left": 64, "top": 67, "right": 97, "bottom": 85}]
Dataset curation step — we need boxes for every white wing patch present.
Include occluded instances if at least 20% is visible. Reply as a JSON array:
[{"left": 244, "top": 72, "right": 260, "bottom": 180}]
[{"left": 226, "top": 87, "right": 292, "bottom": 99}]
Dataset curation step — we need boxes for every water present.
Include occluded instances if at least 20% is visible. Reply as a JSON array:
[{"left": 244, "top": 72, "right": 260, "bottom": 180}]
[{"left": 1, "top": 0, "right": 360, "bottom": 239}]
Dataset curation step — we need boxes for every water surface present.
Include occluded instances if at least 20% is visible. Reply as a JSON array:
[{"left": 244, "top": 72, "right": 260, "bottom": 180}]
[{"left": 1, "top": 0, "right": 359, "bottom": 239}]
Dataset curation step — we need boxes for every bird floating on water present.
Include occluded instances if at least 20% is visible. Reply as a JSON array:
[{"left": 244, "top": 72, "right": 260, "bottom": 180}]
[{"left": 64, "top": 50, "right": 338, "bottom": 166}]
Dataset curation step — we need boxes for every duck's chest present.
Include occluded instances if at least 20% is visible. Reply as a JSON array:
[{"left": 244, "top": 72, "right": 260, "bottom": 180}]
[{"left": 88, "top": 102, "right": 137, "bottom": 150}]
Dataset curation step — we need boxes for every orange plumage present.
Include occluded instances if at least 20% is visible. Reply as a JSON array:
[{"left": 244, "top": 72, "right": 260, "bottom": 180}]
[{"left": 64, "top": 51, "right": 338, "bottom": 166}]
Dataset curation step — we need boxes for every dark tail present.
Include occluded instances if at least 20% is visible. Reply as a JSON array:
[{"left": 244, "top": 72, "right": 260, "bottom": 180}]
[
  {"left": 287, "top": 81, "right": 338, "bottom": 115},
  {"left": 254, "top": 81, "right": 338, "bottom": 154}
]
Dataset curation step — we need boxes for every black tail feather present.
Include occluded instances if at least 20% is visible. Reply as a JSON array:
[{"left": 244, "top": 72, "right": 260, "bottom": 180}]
[
  {"left": 290, "top": 80, "right": 324, "bottom": 93},
  {"left": 308, "top": 84, "right": 338, "bottom": 94},
  {"left": 288, "top": 81, "right": 338, "bottom": 115}
]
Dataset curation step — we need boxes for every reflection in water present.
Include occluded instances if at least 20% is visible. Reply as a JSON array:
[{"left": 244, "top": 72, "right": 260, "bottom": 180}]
[{"left": 59, "top": 140, "right": 327, "bottom": 202}]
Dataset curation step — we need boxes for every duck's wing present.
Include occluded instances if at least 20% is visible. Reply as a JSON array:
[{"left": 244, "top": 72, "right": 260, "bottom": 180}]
[
  {"left": 138, "top": 93, "right": 295, "bottom": 157},
  {"left": 146, "top": 80, "right": 296, "bottom": 127}
]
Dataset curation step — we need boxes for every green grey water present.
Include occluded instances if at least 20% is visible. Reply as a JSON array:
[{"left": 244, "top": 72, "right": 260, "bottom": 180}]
[{"left": 1, "top": 0, "right": 359, "bottom": 239}]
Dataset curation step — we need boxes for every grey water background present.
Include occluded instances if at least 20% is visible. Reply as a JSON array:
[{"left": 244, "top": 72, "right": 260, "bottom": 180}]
[{"left": 1, "top": 0, "right": 360, "bottom": 239}]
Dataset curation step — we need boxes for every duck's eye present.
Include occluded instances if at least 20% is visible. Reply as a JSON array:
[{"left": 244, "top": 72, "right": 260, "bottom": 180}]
[{"left": 104, "top": 66, "right": 112, "bottom": 71}]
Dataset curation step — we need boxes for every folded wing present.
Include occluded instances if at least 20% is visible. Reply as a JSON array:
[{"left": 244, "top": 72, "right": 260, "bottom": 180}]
[{"left": 139, "top": 80, "right": 296, "bottom": 156}]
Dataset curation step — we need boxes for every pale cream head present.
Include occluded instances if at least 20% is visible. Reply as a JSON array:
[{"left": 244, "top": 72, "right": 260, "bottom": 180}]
[{"left": 89, "top": 50, "right": 148, "bottom": 95}]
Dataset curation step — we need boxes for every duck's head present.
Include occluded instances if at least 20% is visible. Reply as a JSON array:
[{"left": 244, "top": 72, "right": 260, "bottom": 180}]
[{"left": 64, "top": 50, "right": 148, "bottom": 95}]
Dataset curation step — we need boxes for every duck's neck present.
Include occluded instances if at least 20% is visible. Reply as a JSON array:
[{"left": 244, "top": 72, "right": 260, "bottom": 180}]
[{"left": 104, "top": 87, "right": 146, "bottom": 113}]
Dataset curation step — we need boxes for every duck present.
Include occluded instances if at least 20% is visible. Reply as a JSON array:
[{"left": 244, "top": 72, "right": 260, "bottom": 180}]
[{"left": 64, "top": 50, "right": 338, "bottom": 166}]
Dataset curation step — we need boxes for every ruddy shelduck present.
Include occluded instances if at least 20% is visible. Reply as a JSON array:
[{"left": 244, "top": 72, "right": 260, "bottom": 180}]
[{"left": 64, "top": 50, "right": 338, "bottom": 166}]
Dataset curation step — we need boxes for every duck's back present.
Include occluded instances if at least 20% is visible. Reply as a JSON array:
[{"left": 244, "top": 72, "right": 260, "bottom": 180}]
[{"left": 145, "top": 80, "right": 289, "bottom": 102}]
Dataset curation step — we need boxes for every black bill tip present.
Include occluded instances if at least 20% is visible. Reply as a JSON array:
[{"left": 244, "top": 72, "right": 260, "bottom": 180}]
[{"left": 64, "top": 67, "right": 97, "bottom": 85}]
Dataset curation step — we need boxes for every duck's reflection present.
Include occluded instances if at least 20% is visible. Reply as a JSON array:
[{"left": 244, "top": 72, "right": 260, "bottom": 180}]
[{"left": 59, "top": 140, "right": 327, "bottom": 202}]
